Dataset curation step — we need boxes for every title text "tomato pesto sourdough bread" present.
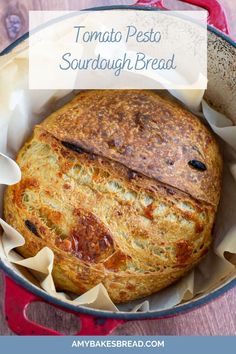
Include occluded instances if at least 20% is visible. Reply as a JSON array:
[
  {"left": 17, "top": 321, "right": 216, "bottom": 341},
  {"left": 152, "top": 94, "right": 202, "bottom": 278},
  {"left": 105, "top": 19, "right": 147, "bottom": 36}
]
[{"left": 4, "top": 90, "right": 222, "bottom": 303}]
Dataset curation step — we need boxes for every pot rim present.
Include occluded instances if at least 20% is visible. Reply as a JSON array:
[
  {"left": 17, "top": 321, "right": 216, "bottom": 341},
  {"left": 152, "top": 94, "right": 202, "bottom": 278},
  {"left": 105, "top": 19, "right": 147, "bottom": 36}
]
[
  {"left": 0, "top": 4, "right": 236, "bottom": 320},
  {"left": 1, "top": 4, "right": 236, "bottom": 56}
]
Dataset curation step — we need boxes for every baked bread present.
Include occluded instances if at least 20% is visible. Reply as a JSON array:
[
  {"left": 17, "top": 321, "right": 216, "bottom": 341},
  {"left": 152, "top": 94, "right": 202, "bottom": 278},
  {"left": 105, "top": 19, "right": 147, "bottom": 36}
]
[{"left": 4, "top": 90, "right": 222, "bottom": 303}]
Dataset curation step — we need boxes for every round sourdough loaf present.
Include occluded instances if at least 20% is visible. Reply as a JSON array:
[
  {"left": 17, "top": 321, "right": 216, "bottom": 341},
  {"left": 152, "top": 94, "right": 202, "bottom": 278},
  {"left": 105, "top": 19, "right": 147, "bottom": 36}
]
[{"left": 4, "top": 90, "right": 223, "bottom": 303}]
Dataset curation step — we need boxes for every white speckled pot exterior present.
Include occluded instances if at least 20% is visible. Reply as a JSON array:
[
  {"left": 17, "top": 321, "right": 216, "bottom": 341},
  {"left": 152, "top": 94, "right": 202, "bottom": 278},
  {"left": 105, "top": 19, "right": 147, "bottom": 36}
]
[{"left": 207, "top": 31, "right": 236, "bottom": 123}]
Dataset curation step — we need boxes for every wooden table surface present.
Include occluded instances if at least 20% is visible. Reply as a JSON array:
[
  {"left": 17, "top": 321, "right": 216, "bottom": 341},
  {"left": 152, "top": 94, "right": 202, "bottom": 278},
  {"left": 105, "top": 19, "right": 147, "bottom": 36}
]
[{"left": 0, "top": 0, "right": 236, "bottom": 336}]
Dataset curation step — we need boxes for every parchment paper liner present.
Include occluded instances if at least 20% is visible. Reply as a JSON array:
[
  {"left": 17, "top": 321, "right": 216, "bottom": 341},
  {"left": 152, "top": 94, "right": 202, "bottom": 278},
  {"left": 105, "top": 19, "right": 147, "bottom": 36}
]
[{"left": 0, "top": 47, "right": 236, "bottom": 313}]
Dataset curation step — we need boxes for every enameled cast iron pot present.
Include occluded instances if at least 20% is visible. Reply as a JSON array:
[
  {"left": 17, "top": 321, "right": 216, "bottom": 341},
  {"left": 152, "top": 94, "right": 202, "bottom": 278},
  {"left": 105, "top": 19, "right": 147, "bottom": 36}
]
[{"left": 0, "top": 0, "right": 236, "bottom": 335}]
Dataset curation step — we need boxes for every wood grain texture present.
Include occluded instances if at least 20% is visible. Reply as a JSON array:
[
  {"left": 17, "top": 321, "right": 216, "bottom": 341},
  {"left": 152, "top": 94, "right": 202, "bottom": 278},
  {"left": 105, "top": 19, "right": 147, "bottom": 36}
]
[
  {"left": 0, "top": 0, "right": 236, "bottom": 336},
  {"left": 0, "top": 0, "right": 134, "bottom": 51}
]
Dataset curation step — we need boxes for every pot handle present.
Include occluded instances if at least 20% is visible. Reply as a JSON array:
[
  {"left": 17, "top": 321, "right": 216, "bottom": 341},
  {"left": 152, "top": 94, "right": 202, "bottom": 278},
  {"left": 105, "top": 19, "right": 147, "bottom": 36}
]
[
  {"left": 135, "top": 0, "right": 229, "bottom": 34},
  {"left": 4, "top": 276, "right": 124, "bottom": 336}
]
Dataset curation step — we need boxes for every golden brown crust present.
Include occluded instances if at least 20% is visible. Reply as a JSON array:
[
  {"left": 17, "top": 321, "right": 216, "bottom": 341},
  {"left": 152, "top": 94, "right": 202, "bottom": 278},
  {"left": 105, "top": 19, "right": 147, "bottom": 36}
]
[
  {"left": 4, "top": 115, "right": 220, "bottom": 303},
  {"left": 41, "top": 90, "right": 222, "bottom": 207}
]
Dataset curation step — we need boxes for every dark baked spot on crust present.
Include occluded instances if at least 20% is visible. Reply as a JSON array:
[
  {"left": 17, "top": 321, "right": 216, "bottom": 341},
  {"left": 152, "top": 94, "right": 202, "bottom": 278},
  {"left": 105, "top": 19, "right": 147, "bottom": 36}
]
[
  {"left": 144, "top": 202, "right": 155, "bottom": 220},
  {"left": 107, "top": 138, "right": 123, "bottom": 149},
  {"left": 39, "top": 226, "right": 47, "bottom": 235},
  {"left": 88, "top": 153, "right": 96, "bottom": 161},
  {"left": 166, "top": 159, "right": 174, "bottom": 166},
  {"left": 122, "top": 145, "right": 133, "bottom": 156},
  {"left": 127, "top": 170, "right": 138, "bottom": 180},
  {"left": 117, "top": 111, "right": 125, "bottom": 121},
  {"left": 175, "top": 240, "right": 193, "bottom": 264},
  {"left": 195, "top": 223, "right": 204, "bottom": 234},
  {"left": 134, "top": 111, "right": 151, "bottom": 130},
  {"left": 166, "top": 188, "right": 175, "bottom": 196},
  {"left": 70, "top": 209, "right": 114, "bottom": 263}
]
